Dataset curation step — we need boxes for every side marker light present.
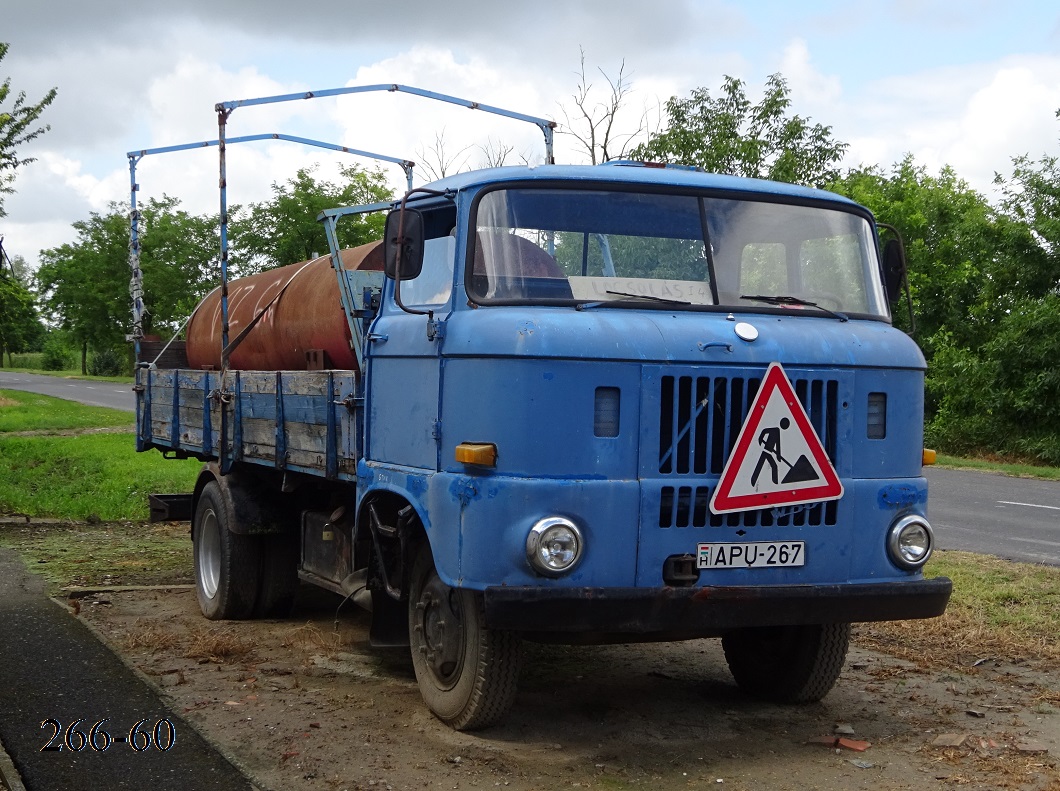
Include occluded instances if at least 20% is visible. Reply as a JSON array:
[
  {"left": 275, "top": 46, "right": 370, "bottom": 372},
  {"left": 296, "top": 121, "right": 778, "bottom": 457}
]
[{"left": 455, "top": 442, "right": 497, "bottom": 467}]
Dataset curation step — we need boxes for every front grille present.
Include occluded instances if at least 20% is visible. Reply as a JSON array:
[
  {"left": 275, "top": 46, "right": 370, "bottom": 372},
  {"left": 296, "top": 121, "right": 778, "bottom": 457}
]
[{"left": 655, "top": 371, "right": 839, "bottom": 528}]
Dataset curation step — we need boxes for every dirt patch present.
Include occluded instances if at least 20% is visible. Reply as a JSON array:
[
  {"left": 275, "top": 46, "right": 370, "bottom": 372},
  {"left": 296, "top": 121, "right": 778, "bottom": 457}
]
[{"left": 74, "top": 584, "right": 1060, "bottom": 791}]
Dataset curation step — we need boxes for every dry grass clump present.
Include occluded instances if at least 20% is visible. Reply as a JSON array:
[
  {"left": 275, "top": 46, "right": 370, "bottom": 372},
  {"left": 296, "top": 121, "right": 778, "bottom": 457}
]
[
  {"left": 184, "top": 626, "right": 257, "bottom": 663},
  {"left": 123, "top": 620, "right": 180, "bottom": 653},
  {"left": 855, "top": 551, "right": 1060, "bottom": 673},
  {"left": 279, "top": 623, "right": 346, "bottom": 658}
]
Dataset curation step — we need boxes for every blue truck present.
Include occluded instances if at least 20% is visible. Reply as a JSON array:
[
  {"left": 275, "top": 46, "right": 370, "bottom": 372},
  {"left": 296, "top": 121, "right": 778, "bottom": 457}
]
[{"left": 136, "top": 110, "right": 950, "bottom": 730}]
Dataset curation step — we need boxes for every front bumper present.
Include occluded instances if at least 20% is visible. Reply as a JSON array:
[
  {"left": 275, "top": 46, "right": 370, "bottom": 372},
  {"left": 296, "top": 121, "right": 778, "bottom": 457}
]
[{"left": 483, "top": 577, "right": 952, "bottom": 638}]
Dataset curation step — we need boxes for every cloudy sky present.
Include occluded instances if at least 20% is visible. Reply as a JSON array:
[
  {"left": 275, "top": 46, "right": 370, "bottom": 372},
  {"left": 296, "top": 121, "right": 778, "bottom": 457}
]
[{"left": 3, "top": 0, "right": 1060, "bottom": 268}]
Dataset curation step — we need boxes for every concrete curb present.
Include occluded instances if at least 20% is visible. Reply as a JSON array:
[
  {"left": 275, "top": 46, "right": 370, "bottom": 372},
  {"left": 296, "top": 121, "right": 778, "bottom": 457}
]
[
  {"left": 62, "top": 584, "right": 195, "bottom": 599},
  {"left": 0, "top": 734, "right": 27, "bottom": 791}
]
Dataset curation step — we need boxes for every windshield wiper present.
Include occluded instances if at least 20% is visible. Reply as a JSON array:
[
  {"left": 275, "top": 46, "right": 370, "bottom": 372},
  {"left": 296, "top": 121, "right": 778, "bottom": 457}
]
[
  {"left": 575, "top": 290, "right": 692, "bottom": 311},
  {"left": 604, "top": 290, "right": 691, "bottom": 306},
  {"left": 739, "top": 294, "right": 848, "bottom": 322}
]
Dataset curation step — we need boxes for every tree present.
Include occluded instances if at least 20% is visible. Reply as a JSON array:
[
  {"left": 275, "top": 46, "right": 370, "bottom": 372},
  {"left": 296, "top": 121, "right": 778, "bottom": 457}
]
[
  {"left": 0, "top": 271, "right": 37, "bottom": 365},
  {"left": 0, "top": 42, "right": 58, "bottom": 217},
  {"left": 831, "top": 152, "right": 1060, "bottom": 463},
  {"left": 557, "top": 49, "right": 652, "bottom": 165},
  {"left": 415, "top": 130, "right": 472, "bottom": 181},
  {"left": 232, "top": 164, "right": 392, "bottom": 272},
  {"left": 37, "top": 197, "right": 219, "bottom": 373},
  {"left": 634, "top": 74, "right": 847, "bottom": 187},
  {"left": 994, "top": 116, "right": 1060, "bottom": 298},
  {"left": 830, "top": 156, "right": 1028, "bottom": 346}
]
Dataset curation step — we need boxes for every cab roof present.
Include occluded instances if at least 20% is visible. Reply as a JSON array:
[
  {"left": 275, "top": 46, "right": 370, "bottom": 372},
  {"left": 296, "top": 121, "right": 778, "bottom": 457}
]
[{"left": 416, "top": 163, "right": 861, "bottom": 209}]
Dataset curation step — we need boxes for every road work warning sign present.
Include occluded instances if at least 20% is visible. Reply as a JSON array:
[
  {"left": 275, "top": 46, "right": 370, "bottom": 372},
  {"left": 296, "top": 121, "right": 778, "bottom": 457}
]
[{"left": 710, "top": 362, "right": 843, "bottom": 514}]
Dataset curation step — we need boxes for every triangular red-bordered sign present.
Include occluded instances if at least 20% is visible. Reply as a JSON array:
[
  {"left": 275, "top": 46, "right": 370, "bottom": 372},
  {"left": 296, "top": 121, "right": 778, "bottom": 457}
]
[{"left": 710, "top": 362, "right": 843, "bottom": 515}]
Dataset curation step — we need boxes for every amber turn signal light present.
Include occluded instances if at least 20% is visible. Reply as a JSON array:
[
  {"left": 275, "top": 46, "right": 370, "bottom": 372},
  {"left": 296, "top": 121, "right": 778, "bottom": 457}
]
[
  {"left": 922, "top": 448, "right": 937, "bottom": 466},
  {"left": 455, "top": 442, "right": 498, "bottom": 467}
]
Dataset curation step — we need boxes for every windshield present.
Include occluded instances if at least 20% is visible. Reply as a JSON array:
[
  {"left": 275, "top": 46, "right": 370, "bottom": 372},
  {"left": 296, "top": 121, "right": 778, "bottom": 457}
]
[{"left": 467, "top": 187, "right": 889, "bottom": 318}]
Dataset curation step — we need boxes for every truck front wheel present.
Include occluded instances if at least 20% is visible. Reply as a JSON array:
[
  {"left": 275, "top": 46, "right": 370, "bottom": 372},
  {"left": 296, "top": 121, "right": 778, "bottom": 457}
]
[
  {"left": 408, "top": 546, "right": 522, "bottom": 730},
  {"left": 722, "top": 622, "right": 850, "bottom": 703},
  {"left": 193, "top": 481, "right": 261, "bottom": 620}
]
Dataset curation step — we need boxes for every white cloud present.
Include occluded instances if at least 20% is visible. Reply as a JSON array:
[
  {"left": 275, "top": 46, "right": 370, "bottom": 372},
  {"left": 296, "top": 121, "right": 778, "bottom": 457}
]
[
  {"left": 778, "top": 39, "right": 842, "bottom": 109},
  {"left": 843, "top": 54, "right": 1060, "bottom": 192}
]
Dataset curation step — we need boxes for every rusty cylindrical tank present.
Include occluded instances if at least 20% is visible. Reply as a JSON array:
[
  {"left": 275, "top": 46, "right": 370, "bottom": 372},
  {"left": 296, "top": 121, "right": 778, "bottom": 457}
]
[{"left": 185, "top": 241, "right": 384, "bottom": 371}]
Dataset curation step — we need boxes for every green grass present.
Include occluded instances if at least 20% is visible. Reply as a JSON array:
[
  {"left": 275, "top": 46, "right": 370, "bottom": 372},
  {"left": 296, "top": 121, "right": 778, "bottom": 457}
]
[
  {"left": 0, "top": 389, "right": 135, "bottom": 432},
  {"left": 0, "top": 432, "right": 200, "bottom": 521},
  {"left": 935, "top": 453, "right": 1060, "bottom": 481},
  {"left": 1, "top": 388, "right": 199, "bottom": 521}
]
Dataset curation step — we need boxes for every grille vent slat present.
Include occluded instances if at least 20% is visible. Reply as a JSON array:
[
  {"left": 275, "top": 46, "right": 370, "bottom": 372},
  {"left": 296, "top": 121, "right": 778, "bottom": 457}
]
[{"left": 656, "top": 372, "right": 839, "bottom": 529}]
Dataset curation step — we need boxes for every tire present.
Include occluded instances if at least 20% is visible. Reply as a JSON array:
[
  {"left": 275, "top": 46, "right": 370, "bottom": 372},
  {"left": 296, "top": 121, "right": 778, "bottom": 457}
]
[
  {"left": 408, "top": 545, "right": 522, "bottom": 730},
  {"left": 722, "top": 622, "right": 850, "bottom": 704},
  {"left": 193, "top": 481, "right": 262, "bottom": 620},
  {"left": 255, "top": 532, "right": 299, "bottom": 618}
]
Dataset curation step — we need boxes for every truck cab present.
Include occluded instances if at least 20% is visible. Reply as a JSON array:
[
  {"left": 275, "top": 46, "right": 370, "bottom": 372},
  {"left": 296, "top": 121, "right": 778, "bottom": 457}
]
[{"left": 353, "top": 163, "right": 949, "bottom": 726}]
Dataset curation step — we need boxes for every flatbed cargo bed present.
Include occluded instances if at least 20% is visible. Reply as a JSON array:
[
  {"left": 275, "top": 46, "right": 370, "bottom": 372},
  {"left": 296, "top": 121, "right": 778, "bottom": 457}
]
[{"left": 135, "top": 368, "right": 360, "bottom": 481}]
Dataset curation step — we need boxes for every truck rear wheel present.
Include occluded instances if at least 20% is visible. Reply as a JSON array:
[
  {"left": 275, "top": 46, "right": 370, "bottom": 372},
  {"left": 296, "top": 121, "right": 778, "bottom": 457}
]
[
  {"left": 255, "top": 533, "right": 299, "bottom": 618},
  {"left": 193, "top": 481, "right": 261, "bottom": 620},
  {"left": 722, "top": 622, "right": 850, "bottom": 703},
  {"left": 408, "top": 546, "right": 522, "bottom": 730}
]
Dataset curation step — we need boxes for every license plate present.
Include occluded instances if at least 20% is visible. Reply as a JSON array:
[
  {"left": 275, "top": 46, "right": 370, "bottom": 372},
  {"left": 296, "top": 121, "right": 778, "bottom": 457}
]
[{"left": 697, "top": 541, "right": 805, "bottom": 569}]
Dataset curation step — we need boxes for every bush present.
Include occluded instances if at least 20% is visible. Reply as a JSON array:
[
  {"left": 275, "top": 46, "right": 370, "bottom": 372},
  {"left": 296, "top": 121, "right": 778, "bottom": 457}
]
[
  {"left": 7, "top": 352, "right": 44, "bottom": 369},
  {"left": 927, "top": 295, "right": 1060, "bottom": 466},
  {"left": 41, "top": 338, "right": 72, "bottom": 371},
  {"left": 88, "top": 347, "right": 128, "bottom": 377}
]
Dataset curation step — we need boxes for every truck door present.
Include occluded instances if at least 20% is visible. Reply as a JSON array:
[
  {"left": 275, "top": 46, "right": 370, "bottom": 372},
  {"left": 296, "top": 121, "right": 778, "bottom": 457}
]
[{"left": 365, "top": 223, "right": 456, "bottom": 471}]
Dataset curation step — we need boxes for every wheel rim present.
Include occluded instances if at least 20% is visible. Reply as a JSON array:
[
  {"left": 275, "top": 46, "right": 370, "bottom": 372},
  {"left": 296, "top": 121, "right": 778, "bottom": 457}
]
[
  {"left": 197, "top": 509, "right": 221, "bottom": 600},
  {"left": 414, "top": 573, "right": 466, "bottom": 689}
]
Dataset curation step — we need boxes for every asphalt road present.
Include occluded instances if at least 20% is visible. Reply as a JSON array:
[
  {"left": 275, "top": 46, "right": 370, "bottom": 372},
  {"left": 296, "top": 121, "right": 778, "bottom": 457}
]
[
  {"left": 926, "top": 466, "right": 1060, "bottom": 566},
  {"left": 0, "top": 372, "right": 134, "bottom": 413}
]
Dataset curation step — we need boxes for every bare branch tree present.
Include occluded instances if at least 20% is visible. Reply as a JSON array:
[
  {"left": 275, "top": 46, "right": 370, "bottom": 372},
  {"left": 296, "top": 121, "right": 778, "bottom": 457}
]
[
  {"left": 415, "top": 129, "right": 473, "bottom": 182},
  {"left": 477, "top": 137, "right": 515, "bottom": 169},
  {"left": 557, "top": 48, "right": 652, "bottom": 165}
]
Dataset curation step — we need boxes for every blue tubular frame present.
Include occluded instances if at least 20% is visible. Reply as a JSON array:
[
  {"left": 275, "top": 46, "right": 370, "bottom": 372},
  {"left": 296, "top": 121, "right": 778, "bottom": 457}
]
[
  {"left": 216, "top": 84, "right": 556, "bottom": 164},
  {"left": 126, "top": 135, "right": 415, "bottom": 365}
]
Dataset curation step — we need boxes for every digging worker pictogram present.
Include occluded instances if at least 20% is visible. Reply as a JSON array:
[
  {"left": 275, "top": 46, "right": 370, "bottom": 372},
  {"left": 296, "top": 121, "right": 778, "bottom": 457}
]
[{"left": 750, "top": 417, "right": 820, "bottom": 488}]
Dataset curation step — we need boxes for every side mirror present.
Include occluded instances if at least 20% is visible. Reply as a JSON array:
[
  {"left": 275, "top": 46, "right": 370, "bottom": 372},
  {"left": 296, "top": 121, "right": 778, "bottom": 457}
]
[
  {"left": 882, "top": 237, "right": 906, "bottom": 304},
  {"left": 384, "top": 208, "right": 424, "bottom": 280}
]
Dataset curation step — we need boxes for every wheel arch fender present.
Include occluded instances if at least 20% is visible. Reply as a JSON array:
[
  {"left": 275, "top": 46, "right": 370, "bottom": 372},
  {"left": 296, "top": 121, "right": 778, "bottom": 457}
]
[
  {"left": 193, "top": 462, "right": 292, "bottom": 535},
  {"left": 355, "top": 485, "right": 436, "bottom": 595}
]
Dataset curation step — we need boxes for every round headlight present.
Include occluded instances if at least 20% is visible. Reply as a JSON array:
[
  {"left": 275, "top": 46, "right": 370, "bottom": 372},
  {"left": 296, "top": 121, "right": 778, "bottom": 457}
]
[
  {"left": 887, "top": 515, "right": 934, "bottom": 570},
  {"left": 526, "top": 517, "right": 584, "bottom": 577}
]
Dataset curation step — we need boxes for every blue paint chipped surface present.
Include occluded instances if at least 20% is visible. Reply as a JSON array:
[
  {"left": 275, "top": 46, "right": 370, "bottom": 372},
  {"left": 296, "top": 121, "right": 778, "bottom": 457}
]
[
  {"left": 450, "top": 477, "right": 479, "bottom": 507},
  {"left": 878, "top": 483, "right": 928, "bottom": 510}
]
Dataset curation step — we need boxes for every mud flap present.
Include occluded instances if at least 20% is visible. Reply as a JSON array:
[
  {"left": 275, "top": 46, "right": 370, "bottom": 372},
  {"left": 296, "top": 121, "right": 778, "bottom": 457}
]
[{"left": 369, "top": 588, "right": 409, "bottom": 647}]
